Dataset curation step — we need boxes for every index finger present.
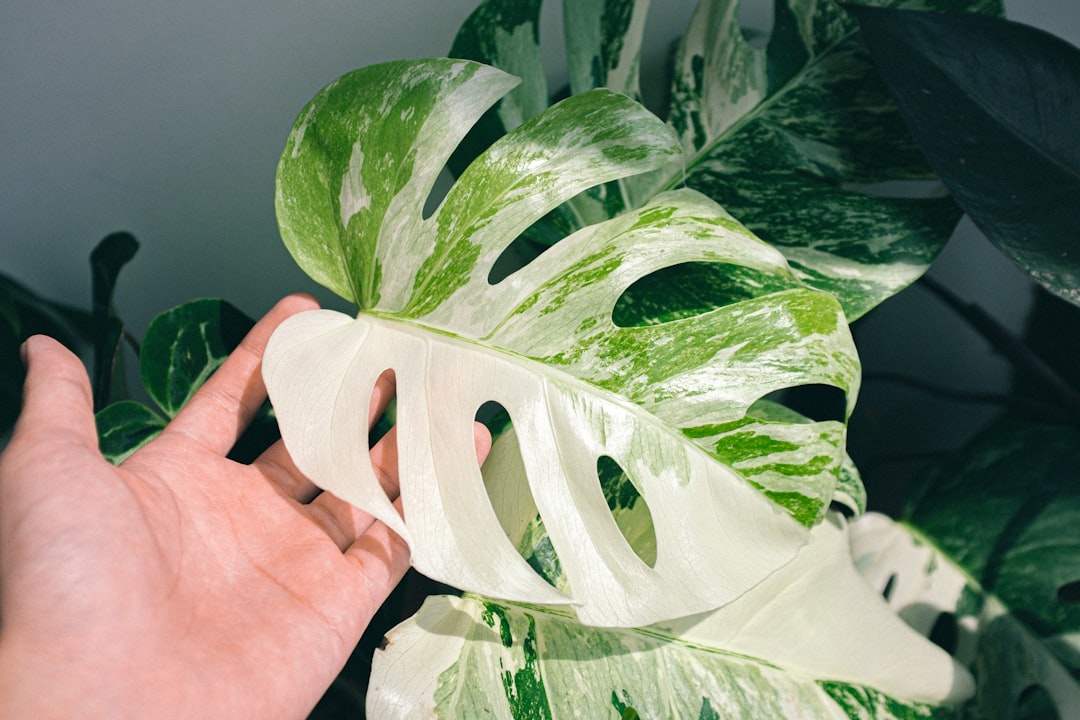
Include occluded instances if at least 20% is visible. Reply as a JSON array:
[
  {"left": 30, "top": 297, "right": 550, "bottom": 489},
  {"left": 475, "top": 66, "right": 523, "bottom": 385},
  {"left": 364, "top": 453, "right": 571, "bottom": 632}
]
[{"left": 165, "top": 293, "right": 320, "bottom": 454}]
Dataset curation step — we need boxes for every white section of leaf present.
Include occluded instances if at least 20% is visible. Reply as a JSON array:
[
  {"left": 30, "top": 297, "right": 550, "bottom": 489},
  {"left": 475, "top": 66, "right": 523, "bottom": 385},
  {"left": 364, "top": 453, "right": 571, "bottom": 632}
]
[
  {"left": 660, "top": 514, "right": 975, "bottom": 705},
  {"left": 850, "top": 512, "right": 1080, "bottom": 717},
  {"left": 264, "top": 307, "right": 810, "bottom": 627},
  {"left": 782, "top": 244, "right": 925, "bottom": 287},
  {"left": 339, "top": 137, "right": 371, "bottom": 227}
]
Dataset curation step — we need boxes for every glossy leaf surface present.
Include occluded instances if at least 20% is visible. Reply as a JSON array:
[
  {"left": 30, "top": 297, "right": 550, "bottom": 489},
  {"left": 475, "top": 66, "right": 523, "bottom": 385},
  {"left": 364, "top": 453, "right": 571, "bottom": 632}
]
[
  {"left": 265, "top": 58, "right": 861, "bottom": 627},
  {"left": 447, "top": 0, "right": 1003, "bottom": 320},
  {"left": 847, "top": 4, "right": 1080, "bottom": 307}
]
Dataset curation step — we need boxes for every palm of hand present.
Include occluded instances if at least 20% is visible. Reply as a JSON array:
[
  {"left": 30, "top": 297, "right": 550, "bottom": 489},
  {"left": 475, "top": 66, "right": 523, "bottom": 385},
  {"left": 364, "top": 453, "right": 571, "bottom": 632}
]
[{"left": 0, "top": 295, "right": 480, "bottom": 718}]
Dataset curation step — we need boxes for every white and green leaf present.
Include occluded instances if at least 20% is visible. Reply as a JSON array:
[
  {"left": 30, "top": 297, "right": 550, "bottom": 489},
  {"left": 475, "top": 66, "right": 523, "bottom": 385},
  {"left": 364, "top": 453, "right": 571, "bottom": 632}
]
[
  {"left": 265, "top": 58, "right": 860, "bottom": 628},
  {"left": 850, "top": 419, "right": 1080, "bottom": 719},
  {"left": 564, "top": 0, "right": 650, "bottom": 100},
  {"left": 450, "top": 0, "right": 656, "bottom": 235},
  {"left": 653, "top": 0, "right": 1006, "bottom": 320},
  {"left": 368, "top": 514, "right": 972, "bottom": 717}
]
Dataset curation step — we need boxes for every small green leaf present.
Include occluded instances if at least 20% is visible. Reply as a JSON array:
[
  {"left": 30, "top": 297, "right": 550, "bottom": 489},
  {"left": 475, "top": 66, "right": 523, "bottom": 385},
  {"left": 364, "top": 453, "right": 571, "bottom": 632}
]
[
  {"left": 97, "top": 299, "right": 276, "bottom": 465},
  {"left": 846, "top": 4, "right": 1080, "bottom": 307},
  {"left": 140, "top": 298, "right": 253, "bottom": 418},
  {"left": 95, "top": 400, "right": 168, "bottom": 464}
]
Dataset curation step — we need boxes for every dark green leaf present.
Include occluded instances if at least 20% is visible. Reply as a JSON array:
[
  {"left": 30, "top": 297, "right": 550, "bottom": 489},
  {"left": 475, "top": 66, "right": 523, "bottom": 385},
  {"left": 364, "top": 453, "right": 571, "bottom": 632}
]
[
  {"left": 905, "top": 419, "right": 1080, "bottom": 640},
  {"left": 846, "top": 4, "right": 1080, "bottom": 306},
  {"left": 0, "top": 310, "right": 25, "bottom": 437},
  {"left": 97, "top": 299, "right": 278, "bottom": 465},
  {"left": 89, "top": 232, "right": 139, "bottom": 409},
  {"left": 0, "top": 272, "right": 95, "bottom": 353},
  {"left": 95, "top": 400, "right": 168, "bottom": 464},
  {"left": 855, "top": 418, "right": 1080, "bottom": 717},
  {"left": 0, "top": 272, "right": 96, "bottom": 439},
  {"left": 0, "top": 282, "right": 21, "bottom": 336},
  {"left": 90, "top": 231, "right": 139, "bottom": 319},
  {"left": 140, "top": 299, "right": 253, "bottom": 418}
]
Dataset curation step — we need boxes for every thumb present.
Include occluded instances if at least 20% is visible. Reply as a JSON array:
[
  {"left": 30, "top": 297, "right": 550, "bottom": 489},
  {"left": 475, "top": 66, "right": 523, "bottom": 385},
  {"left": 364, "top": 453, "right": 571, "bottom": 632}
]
[{"left": 9, "top": 335, "right": 99, "bottom": 453}]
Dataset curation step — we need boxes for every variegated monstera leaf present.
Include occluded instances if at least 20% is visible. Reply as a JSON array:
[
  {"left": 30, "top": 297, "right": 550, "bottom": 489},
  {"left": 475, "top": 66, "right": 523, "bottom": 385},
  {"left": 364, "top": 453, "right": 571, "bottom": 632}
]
[
  {"left": 448, "top": 0, "right": 1006, "bottom": 321},
  {"left": 263, "top": 58, "right": 860, "bottom": 627}
]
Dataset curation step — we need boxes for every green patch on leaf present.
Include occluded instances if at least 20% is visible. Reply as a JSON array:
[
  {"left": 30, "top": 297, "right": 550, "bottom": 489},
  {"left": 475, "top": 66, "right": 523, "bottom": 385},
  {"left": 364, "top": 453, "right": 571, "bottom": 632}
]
[{"left": 266, "top": 57, "right": 862, "bottom": 627}]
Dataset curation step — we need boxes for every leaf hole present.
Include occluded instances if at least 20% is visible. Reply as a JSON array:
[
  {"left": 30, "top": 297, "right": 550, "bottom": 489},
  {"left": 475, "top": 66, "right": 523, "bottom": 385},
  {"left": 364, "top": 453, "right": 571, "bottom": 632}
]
[
  {"left": 475, "top": 399, "right": 512, "bottom": 437},
  {"left": 737, "top": 0, "right": 773, "bottom": 49},
  {"left": 487, "top": 181, "right": 633, "bottom": 285},
  {"left": 762, "top": 384, "right": 848, "bottom": 424},
  {"left": 598, "top": 456, "right": 657, "bottom": 569},
  {"left": 367, "top": 370, "right": 397, "bottom": 447},
  {"left": 613, "top": 262, "right": 795, "bottom": 327},
  {"left": 422, "top": 167, "right": 456, "bottom": 221},
  {"left": 488, "top": 229, "right": 553, "bottom": 284},
  {"left": 477, "top": 403, "right": 566, "bottom": 592},
  {"left": 1057, "top": 580, "right": 1080, "bottom": 603},
  {"left": 829, "top": 500, "right": 855, "bottom": 519},
  {"left": 1016, "top": 684, "right": 1060, "bottom": 720},
  {"left": 881, "top": 573, "right": 897, "bottom": 602},
  {"left": 928, "top": 611, "right": 959, "bottom": 655},
  {"left": 367, "top": 369, "right": 398, "bottom": 506}
]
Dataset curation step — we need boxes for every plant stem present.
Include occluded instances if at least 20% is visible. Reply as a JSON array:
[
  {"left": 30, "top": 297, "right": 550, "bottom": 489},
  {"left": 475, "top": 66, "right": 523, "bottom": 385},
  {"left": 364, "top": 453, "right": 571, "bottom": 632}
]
[
  {"left": 865, "top": 370, "right": 1072, "bottom": 423},
  {"left": 919, "top": 275, "right": 1080, "bottom": 422},
  {"left": 863, "top": 371, "right": 1010, "bottom": 406}
]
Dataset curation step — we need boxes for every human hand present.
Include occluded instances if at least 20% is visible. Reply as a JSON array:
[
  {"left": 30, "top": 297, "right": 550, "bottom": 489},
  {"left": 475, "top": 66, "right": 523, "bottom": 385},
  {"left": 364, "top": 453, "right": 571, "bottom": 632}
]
[{"left": 0, "top": 294, "right": 491, "bottom": 719}]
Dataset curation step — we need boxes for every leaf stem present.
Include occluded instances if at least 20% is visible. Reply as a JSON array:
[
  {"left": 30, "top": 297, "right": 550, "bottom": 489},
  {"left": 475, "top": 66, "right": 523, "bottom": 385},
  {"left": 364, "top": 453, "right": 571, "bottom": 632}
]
[{"left": 123, "top": 328, "right": 141, "bottom": 357}]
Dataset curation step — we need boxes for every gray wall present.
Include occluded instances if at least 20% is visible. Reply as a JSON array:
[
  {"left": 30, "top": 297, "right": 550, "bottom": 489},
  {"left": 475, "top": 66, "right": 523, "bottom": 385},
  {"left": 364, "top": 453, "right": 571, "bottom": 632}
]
[
  {"left": 1, "top": 0, "right": 705, "bottom": 330},
  {"left": 2, "top": 0, "right": 1077, "bottom": 445}
]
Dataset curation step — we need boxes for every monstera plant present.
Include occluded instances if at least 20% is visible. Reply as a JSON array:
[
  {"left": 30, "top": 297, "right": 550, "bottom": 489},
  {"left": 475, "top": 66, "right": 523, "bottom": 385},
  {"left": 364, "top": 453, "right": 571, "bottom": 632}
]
[
  {"left": 259, "top": 0, "right": 1013, "bottom": 715},
  {"left": 0, "top": 0, "right": 1060, "bottom": 717}
]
